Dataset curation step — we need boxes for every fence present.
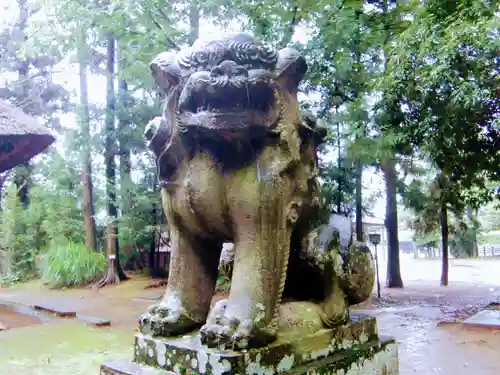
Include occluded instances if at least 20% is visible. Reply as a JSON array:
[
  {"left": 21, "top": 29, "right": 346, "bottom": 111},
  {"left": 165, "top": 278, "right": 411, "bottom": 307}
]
[{"left": 480, "top": 244, "right": 500, "bottom": 257}]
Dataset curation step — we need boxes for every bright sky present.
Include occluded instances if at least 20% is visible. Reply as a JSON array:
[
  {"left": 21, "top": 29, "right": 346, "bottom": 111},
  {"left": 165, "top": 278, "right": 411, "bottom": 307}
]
[{"left": 0, "top": 0, "right": 391, "bottom": 225}]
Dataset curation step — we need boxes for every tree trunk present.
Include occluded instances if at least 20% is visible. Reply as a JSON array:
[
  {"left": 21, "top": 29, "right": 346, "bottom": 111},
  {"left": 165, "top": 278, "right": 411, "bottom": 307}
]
[
  {"left": 440, "top": 203, "right": 449, "bottom": 286},
  {"left": 14, "top": 164, "right": 30, "bottom": 209},
  {"left": 336, "top": 111, "right": 342, "bottom": 213},
  {"left": 117, "top": 70, "right": 132, "bottom": 222},
  {"left": 352, "top": 10, "right": 363, "bottom": 242},
  {"left": 466, "top": 206, "right": 479, "bottom": 258},
  {"left": 188, "top": 0, "right": 199, "bottom": 44},
  {"left": 148, "top": 202, "right": 159, "bottom": 275},
  {"left": 379, "top": 0, "right": 403, "bottom": 288},
  {"left": 382, "top": 157, "right": 404, "bottom": 288},
  {"left": 14, "top": 0, "right": 31, "bottom": 209},
  {"left": 278, "top": 6, "right": 300, "bottom": 48},
  {"left": 77, "top": 30, "right": 97, "bottom": 251},
  {"left": 355, "top": 159, "right": 363, "bottom": 241},
  {"left": 96, "top": 34, "right": 127, "bottom": 288}
]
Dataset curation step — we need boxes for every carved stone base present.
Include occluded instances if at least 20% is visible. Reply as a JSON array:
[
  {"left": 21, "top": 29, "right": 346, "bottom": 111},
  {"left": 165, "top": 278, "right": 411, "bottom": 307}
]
[{"left": 100, "top": 314, "right": 399, "bottom": 375}]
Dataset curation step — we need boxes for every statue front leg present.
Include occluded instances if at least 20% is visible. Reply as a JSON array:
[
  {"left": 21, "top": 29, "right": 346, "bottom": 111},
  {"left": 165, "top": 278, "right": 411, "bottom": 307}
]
[
  {"left": 140, "top": 194, "right": 221, "bottom": 337},
  {"left": 200, "top": 175, "right": 293, "bottom": 350}
]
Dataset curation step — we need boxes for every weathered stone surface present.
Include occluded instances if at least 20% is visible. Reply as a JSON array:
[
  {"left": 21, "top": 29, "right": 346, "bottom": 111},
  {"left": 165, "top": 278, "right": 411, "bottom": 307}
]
[
  {"left": 140, "top": 32, "right": 376, "bottom": 351},
  {"left": 132, "top": 314, "right": 387, "bottom": 374},
  {"left": 463, "top": 309, "right": 500, "bottom": 329},
  {"left": 101, "top": 359, "right": 172, "bottom": 375},
  {"left": 33, "top": 303, "right": 76, "bottom": 317},
  {"left": 298, "top": 339, "right": 398, "bottom": 375},
  {"left": 101, "top": 336, "right": 397, "bottom": 375},
  {"left": 77, "top": 314, "right": 111, "bottom": 327}
]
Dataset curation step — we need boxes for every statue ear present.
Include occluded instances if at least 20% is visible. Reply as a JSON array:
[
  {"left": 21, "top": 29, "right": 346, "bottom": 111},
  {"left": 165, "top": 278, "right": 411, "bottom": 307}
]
[
  {"left": 276, "top": 47, "right": 307, "bottom": 92},
  {"left": 150, "top": 52, "right": 182, "bottom": 93}
]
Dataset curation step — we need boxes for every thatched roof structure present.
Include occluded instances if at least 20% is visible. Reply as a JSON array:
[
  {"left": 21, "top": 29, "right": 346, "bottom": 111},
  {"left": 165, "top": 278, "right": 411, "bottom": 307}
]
[{"left": 0, "top": 99, "right": 55, "bottom": 173}]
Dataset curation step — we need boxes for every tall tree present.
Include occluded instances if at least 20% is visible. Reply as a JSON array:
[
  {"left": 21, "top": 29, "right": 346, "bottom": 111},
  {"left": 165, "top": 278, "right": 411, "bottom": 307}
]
[
  {"left": 77, "top": 29, "right": 97, "bottom": 251},
  {"left": 12, "top": 0, "right": 33, "bottom": 209},
  {"left": 96, "top": 34, "right": 128, "bottom": 286},
  {"left": 0, "top": 0, "right": 69, "bottom": 209},
  {"left": 370, "top": 0, "right": 408, "bottom": 288},
  {"left": 117, "top": 44, "right": 133, "bottom": 227},
  {"left": 386, "top": 0, "right": 500, "bottom": 283}
]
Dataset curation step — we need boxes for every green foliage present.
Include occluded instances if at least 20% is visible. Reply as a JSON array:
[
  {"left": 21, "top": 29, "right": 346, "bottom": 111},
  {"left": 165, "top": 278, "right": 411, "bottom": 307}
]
[
  {"left": 215, "top": 274, "right": 231, "bottom": 295},
  {"left": 479, "top": 232, "right": 500, "bottom": 245},
  {"left": 386, "top": 0, "right": 500, "bottom": 201},
  {"left": 0, "top": 185, "right": 40, "bottom": 282},
  {"left": 0, "top": 0, "right": 497, "bottom": 287},
  {"left": 449, "top": 226, "right": 476, "bottom": 258},
  {"left": 414, "top": 231, "right": 440, "bottom": 248},
  {"left": 117, "top": 195, "right": 158, "bottom": 250},
  {"left": 41, "top": 241, "right": 107, "bottom": 288},
  {"left": 0, "top": 157, "right": 89, "bottom": 282}
]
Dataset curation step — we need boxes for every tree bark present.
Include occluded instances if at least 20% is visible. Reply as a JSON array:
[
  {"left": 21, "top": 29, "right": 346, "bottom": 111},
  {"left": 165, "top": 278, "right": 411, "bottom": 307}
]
[
  {"left": 117, "top": 74, "right": 132, "bottom": 221},
  {"left": 336, "top": 109, "right": 342, "bottom": 214},
  {"left": 77, "top": 30, "right": 97, "bottom": 251},
  {"left": 440, "top": 203, "right": 449, "bottom": 286},
  {"left": 13, "top": 0, "right": 31, "bottom": 209},
  {"left": 353, "top": 9, "right": 363, "bottom": 242},
  {"left": 14, "top": 164, "right": 30, "bottom": 209},
  {"left": 188, "top": 0, "right": 199, "bottom": 44},
  {"left": 466, "top": 206, "right": 478, "bottom": 258},
  {"left": 382, "top": 157, "right": 404, "bottom": 288},
  {"left": 380, "top": 0, "right": 403, "bottom": 288},
  {"left": 278, "top": 6, "right": 300, "bottom": 48},
  {"left": 355, "top": 160, "right": 363, "bottom": 241},
  {"left": 96, "top": 34, "right": 127, "bottom": 287}
]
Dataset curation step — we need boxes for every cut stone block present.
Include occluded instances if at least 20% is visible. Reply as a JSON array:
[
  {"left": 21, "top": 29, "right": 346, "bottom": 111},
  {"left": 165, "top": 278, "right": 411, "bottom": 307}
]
[
  {"left": 77, "top": 314, "right": 111, "bottom": 327},
  {"left": 101, "top": 360, "right": 171, "bottom": 375},
  {"left": 33, "top": 303, "right": 76, "bottom": 317},
  {"left": 133, "top": 294, "right": 163, "bottom": 302},
  {"left": 101, "top": 313, "right": 399, "bottom": 375},
  {"left": 463, "top": 309, "right": 500, "bottom": 329},
  {"left": 102, "top": 337, "right": 397, "bottom": 375}
]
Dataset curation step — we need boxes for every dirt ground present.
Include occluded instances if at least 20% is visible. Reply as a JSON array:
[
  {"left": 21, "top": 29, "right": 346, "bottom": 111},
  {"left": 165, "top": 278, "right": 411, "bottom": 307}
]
[{"left": 0, "top": 256, "right": 499, "bottom": 375}]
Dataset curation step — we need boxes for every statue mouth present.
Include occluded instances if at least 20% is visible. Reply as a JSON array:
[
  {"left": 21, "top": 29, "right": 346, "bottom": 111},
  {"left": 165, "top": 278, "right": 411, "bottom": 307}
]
[{"left": 177, "top": 68, "right": 277, "bottom": 126}]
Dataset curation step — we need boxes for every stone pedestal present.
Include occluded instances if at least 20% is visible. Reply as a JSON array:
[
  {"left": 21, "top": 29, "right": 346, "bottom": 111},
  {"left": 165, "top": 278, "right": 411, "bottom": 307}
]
[{"left": 101, "top": 313, "right": 398, "bottom": 375}]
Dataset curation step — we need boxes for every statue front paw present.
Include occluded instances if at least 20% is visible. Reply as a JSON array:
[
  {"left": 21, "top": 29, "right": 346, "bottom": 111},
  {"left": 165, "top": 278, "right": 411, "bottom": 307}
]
[
  {"left": 200, "top": 319, "right": 276, "bottom": 350},
  {"left": 199, "top": 302, "right": 276, "bottom": 350},
  {"left": 139, "top": 303, "right": 200, "bottom": 337}
]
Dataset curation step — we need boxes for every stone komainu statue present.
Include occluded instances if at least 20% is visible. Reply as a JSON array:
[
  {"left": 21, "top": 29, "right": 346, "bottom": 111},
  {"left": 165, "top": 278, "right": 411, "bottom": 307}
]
[{"left": 140, "top": 33, "right": 375, "bottom": 350}]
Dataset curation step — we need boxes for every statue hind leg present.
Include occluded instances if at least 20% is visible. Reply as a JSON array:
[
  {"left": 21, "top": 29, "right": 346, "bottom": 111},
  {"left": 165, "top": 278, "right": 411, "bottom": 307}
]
[
  {"left": 297, "top": 219, "right": 375, "bottom": 327},
  {"left": 139, "top": 193, "right": 221, "bottom": 337}
]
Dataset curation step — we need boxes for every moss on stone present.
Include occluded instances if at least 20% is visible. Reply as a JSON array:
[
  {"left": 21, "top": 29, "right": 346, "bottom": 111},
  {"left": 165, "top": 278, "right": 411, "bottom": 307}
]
[
  {"left": 130, "top": 314, "right": 396, "bottom": 375},
  {"left": 103, "top": 338, "right": 397, "bottom": 375}
]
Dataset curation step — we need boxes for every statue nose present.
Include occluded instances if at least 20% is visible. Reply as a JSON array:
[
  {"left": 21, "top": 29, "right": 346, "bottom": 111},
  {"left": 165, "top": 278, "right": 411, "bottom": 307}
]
[{"left": 210, "top": 60, "right": 247, "bottom": 77}]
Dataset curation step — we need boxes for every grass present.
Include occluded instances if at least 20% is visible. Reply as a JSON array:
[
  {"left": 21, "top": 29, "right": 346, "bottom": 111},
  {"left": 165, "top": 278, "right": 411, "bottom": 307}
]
[
  {"left": 0, "top": 321, "right": 134, "bottom": 375},
  {"left": 41, "top": 242, "right": 107, "bottom": 288},
  {"left": 0, "top": 275, "right": 161, "bottom": 375}
]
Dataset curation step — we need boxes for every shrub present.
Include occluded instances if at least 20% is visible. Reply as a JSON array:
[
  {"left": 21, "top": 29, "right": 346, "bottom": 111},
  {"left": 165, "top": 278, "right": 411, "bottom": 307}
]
[
  {"left": 0, "top": 185, "right": 40, "bottom": 282},
  {"left": 41, "top": 241, "right": 107, "bottom": 288}
]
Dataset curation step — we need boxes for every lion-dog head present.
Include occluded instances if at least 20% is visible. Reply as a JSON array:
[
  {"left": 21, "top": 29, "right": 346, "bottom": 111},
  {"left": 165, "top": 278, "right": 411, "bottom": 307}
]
[{"left": 144, "top": 33, "right": 322, "bottom": 187}]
